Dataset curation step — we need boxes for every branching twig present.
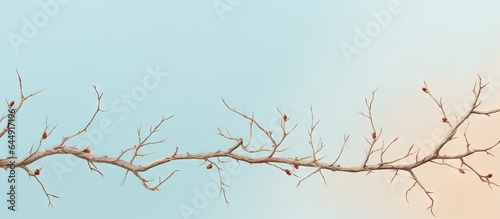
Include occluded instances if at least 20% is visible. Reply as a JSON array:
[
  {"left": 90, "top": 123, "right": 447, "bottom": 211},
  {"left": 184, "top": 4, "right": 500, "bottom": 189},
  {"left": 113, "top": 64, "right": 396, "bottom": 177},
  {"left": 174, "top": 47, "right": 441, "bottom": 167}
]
[{"left": 1, "top": 73, "right": 498, "bottom": 216}]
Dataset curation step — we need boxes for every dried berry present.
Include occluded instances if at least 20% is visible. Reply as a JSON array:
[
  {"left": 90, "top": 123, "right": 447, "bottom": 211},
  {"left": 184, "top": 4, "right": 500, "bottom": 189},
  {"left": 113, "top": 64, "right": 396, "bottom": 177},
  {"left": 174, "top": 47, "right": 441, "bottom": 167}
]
[{"left": 206, "top": 163, "right": 213, "bottom": 169}]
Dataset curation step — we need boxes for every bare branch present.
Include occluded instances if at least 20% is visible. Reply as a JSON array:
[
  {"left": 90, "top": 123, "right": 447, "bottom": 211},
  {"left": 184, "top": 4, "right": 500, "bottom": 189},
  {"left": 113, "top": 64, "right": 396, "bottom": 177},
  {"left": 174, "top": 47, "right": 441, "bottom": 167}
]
[{"left": 1, "top": 73, "right": 498, "bottom": 216}]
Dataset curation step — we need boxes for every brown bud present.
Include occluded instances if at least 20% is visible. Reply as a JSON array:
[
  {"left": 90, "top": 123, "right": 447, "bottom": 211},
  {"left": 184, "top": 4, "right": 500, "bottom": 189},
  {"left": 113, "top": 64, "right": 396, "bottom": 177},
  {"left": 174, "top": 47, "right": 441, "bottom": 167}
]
[
  {"left": 34, "top": 168, "right": 41, "bottom": 176},
  {"left": 283, "top": 114, "right": 288, "bottom": 122},
  {"left": 293, "top": 164, "right": 299, "bottom": 170},
  {"left": 459, "top": 169, "right": 465, "bottom": 174},
  {"left": 422, "top": 87, "right": 428, "bottom": 93},
  {"left": 441, "top": 117, "right": 448, "bottom": 123},
  {"left": 371, "top": 132, "right": 376, "bottom": 140},
  {"left": 285, "top": 169, "right": 291, "bottom": 176},
  {"left": 487, "top": 174, "right": 493, "bottom": 179},
  {"left": 206, "top": 163, "right": 213, "bottom": 169},
  {"left": 42, "top": 132, "right": 47, "bottom": 139},
  {"left": 8, "top": 101, "right": 14, "bottom": 108},
  {"left": 82, "top": 148, "right": 91, "bottom": 153}
]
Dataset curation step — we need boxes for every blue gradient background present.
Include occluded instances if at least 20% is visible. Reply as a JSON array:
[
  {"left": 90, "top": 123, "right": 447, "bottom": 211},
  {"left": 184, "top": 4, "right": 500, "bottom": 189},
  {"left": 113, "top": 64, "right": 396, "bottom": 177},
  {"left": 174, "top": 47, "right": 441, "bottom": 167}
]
[{"left": 1, "top": 1, "right": 500, "bottom": 218}]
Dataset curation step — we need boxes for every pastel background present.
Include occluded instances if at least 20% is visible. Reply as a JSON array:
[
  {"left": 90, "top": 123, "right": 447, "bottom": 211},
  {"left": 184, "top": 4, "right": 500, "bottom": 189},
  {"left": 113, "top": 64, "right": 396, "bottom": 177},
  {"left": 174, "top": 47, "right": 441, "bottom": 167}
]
[{"left": 1, "top": 1, "right": 499, "bottom": 218}]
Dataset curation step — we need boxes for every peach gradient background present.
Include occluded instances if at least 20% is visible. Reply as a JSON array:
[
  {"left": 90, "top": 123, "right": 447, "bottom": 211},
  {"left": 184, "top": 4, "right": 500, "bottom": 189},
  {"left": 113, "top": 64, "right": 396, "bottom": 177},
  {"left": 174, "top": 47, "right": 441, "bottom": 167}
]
[{"left": 1, "top": 1, "right": 500, "bottom": 219}]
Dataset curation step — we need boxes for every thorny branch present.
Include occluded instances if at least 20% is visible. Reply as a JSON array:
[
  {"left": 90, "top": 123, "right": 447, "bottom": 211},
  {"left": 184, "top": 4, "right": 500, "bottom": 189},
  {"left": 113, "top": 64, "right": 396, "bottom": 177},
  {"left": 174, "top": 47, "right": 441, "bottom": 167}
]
[{"left": 0, "top": 73, "right": 498, "bottom": 216}]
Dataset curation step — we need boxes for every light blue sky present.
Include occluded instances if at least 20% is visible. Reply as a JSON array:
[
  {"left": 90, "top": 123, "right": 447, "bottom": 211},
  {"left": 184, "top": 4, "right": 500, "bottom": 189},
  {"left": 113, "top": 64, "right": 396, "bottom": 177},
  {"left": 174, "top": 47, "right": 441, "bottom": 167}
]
[{"left": 1, "top": 1, "right": 500, "bottom": 219}]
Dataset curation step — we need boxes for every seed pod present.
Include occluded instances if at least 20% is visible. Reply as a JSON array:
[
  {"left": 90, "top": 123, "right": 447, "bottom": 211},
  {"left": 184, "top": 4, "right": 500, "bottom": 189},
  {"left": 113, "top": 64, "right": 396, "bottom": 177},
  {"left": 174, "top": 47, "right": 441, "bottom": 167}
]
[{"left": 206, "top": 163, "right": 213, "bottom": 169}]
